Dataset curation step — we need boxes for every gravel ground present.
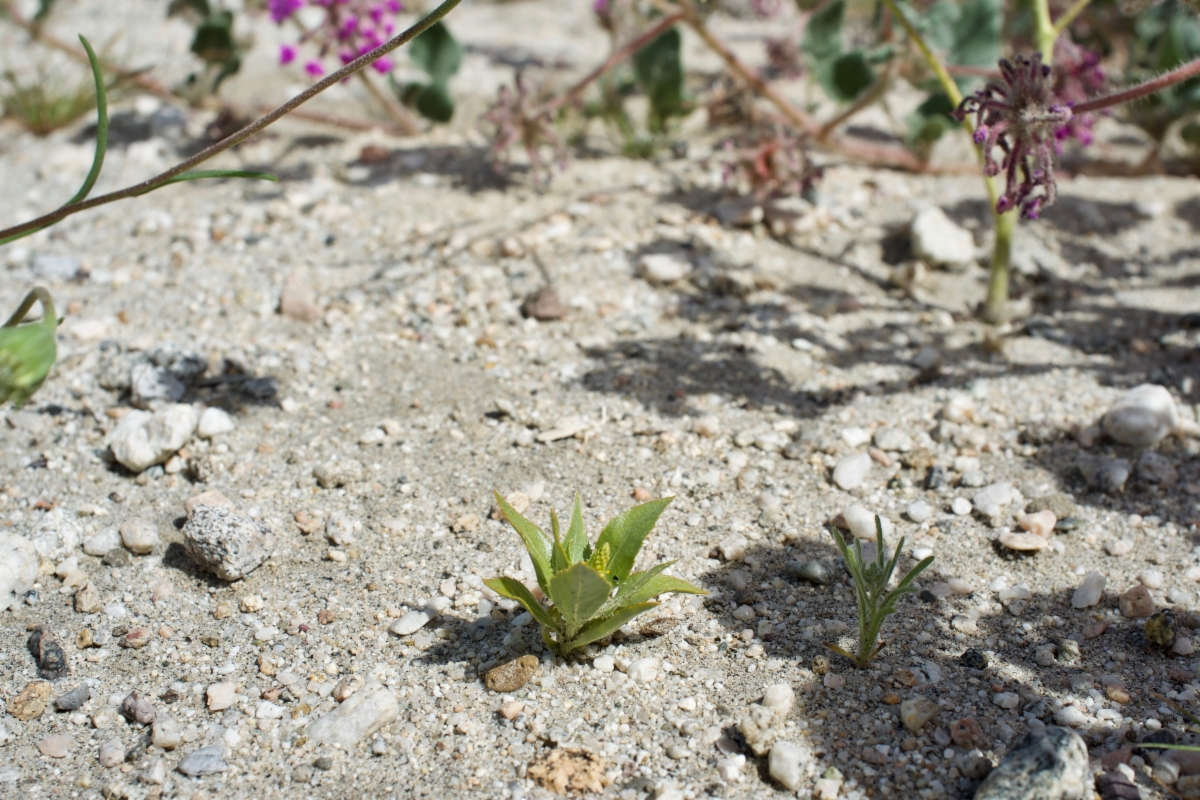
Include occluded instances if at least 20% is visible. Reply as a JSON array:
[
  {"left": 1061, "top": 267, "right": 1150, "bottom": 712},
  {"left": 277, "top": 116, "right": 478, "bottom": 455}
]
[{"left": 5, "top": 2, "right": 1200, "bottom": 800}]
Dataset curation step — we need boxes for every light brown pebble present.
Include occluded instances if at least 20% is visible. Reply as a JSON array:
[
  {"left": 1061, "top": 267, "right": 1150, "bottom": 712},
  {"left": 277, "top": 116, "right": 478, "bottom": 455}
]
[
  {"left": 868, "top": 448, "right": 891, "bottom": 467},
  {"left": 77, "top": 628, "right": 95, "bottom": 649},
  {"left": 949, "top": 717, "right": 989, "bottom": 750},
  {"left": 1018, "top": 510, "right": 1057, "bottom": 539},
  {"left": 151, "top": 580, "right": 174, "bottom": 601},
  {"left": 881, "top": 693, "right": 900, "bottom": 705},
  {"left": 9, "top": 680, "right": 52, "bottom": 720},
  {"left": 74, "top": 581, "right": 102, "bottom": 614},
  {"left": 632, "top": 487, "right": 651, "bottom": 502},
  {"left": 1106, "top": 685, "right": 1131, "bottom": 704},
  {"left": 158, "top": 626, "right": 174, "bottom": 639},
  {"left": 1082, "top": 620, "right": 1110, "bottom": 639},
  {"left": 1119, "top": 585, "right": 1155, "bottom": 619},
  {"left": 213, "top": 603, "right": 234, "bottom": 620},
  {"left": 998, "top": 531, "right": 1048, "bottom": 551},
  {"left": 119, "top": 628, "right": 153, "bottom": 649},
  {"left": 485, "top": 655, "right": 538, "bottom": 693},
  {"left": 38, "top": 733, "right": 73, "bottom": 758},
  {"left": 500, "top": 701, "right": 525, "bottom": 721},
  {"left": 184, "top": 490, "right": 233, "bottom": 516}
]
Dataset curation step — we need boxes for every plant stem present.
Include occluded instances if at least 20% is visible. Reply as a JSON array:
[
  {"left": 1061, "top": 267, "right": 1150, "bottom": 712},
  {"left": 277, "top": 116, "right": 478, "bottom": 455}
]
[
  {"left": 817, "top": 61, "right": 892, "bottom": 140},
  {"left": 356, "top": 70, "right": 419, "bottom": 135},
  {"left": 1074, "top": 55, "right": 1200, "bottom": 114},
  {"left": 1033, "top": 0, "right": 1056, "bottom": 62},
  {"left": 3, "top": 287, "right": 56, "bottom": 329},
  {"left": 0, "top": 0, "right": 462, "bottom": 244},
  {"left": 880, "top": 0, "right": 1016, "bottom": 322},
  {"left": 1052, "top": 0, "right": 1093, "bottom": 37}
]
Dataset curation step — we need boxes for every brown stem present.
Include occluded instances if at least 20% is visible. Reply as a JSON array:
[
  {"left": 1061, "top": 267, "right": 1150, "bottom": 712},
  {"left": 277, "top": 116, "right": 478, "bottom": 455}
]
[
  {"left": 538, "top": 12, "right": 685, "bottom": 117},
  {"left": 1074, "top": 56, "right": 1200, "bottom": 115},
  {"left": 817, "top": 62, "right": 892, "bottom": 141},
  {"left": 1, "top": 0, "right": 413, "bottom": 135},
  {"left": 0, "top": 0, "right": 463, "bottom": 243},
  {"left": 356, "top": 70, "right": 419, "bottom": 135}
]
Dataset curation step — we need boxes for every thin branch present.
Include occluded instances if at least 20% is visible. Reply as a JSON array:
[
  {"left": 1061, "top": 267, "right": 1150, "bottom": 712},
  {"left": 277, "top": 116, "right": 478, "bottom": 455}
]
[
  {"left": 1053, "top": 0, "right": 1094, "bottom": 37},
  {"left": 356, "top": 70, "right": 419, "bottom": 135},
  {"left": 0, "top": 0, "right": 463, "bottom": 243},
  {"left": 817, "top": 62, "right": 893, "bottom": 141},
  {"left": 1073, "top": 55, "right": 1200, "bottom": 115}
]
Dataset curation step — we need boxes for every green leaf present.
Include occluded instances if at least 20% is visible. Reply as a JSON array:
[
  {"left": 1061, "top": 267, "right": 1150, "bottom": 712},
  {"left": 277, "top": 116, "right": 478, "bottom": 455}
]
[
  {"left": 827, "top": 52, "right": 874, "bottom": 102},
  {"left": 563, "top": 494, "right": 587, "bottom": 564},
  {"left": 632, "top": 27, "right": 686, "bottom": 132},
  {"left": 191, "top": 11, "right": 235, "bottom": 64},
  {"left": 910, "top": 0, "right": 959, "bottom": 54},
  {"left": 152, "top": 170, "right": 277, "bottom": 189},
  {"left": 600, "top": 561, "right": 704, "bottom": 616},
  {"left": 559, "top": 602, "right": 658, "bottom": 653},
  {"left": 66, "top": 36, "right": 107, "bottom": 207},
  {"left": 493, "top": 491, "right": 553, "bottom": 594},
  {"left": 592, "top": 497, "right": 672, "bottom": 584},
  {"left": 949, "top": 0, "right": 1001, "bottom": 69},
  {"left": 547, "top": 563, "right": 612, "bottom": 630},
  {"left": 802, "top": 0, "right": 844, "bottom": 70},
  {"left": 549, "top": 508, "right": 570, "bottom": 575},
  {"left": 0, "top": 289, "right": 57, "bottom": 409},
  {"left": 410, "top": 21, "right": 462, "bottom": 84},
  {"left": 483, "top": 577, "right": 559, "bottom": 633},
  {"left": 414, "top": 82, "right": 454, "bottom": 123},
  {"left": 904, "top": 92, "right": 955, "bottom": 149}
]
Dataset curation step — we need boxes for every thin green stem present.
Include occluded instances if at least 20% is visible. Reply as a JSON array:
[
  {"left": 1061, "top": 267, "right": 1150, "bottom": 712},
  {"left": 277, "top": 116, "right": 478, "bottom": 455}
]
[
  {"left": 0, "top": 0, "right": 463, "bottom": 244},
  {"left": 356, "top": 70, "right": 418, "bottom": 135},
  {"left": 1033, "top": 0, "right": 1056, "bottom": 64},
  {"left": 1052, "top": 0, "right": 1093, "bottom": 37},
  {"left": 3, "top": 287, "right": 56, "bottom": 329}
]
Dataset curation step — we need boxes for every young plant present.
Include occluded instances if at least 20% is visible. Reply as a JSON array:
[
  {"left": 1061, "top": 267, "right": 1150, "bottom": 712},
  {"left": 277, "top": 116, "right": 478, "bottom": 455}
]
[
  {"left": 0, "top": 287, "right": 57, "bottom": 408},
  {"left": 824, "top": 516, "right": 933, "bottom": 669},
  {"left": 484, "top": 492, "right": 705, "bottom": 656}
]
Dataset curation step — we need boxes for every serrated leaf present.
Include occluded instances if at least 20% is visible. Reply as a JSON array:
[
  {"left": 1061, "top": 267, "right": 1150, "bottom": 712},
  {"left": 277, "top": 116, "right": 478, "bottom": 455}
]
[
  {"left": 949, "top": 0, "right": 1001, "bottom": 69},
  {"left": 632, "top": 26, "right": 686, "bottom": 132},
  {"left": 483, "top": 577, "right": 559, "bottom": 633},
  {"left": 559, "top": 602, "right": 658, "bottom": 652},
  {"left": 410, "top": 21, "right": 461, "bottom": 84},
  {"left": 548, "top": 563, "right": 612, "bottom": 630},
  {"left": 563, "top": 494, "right": 587, "bottom": 564},
  {"left": 191, "top": 12, "right": 235, "bottom": 64},
  {"left": 493, "top": 491, "right": 553, "bottom": 594},
  {"left": 592, "top": 497, "right": 672, "bottom": 584},
  {"left": 599, "top": 561, "right": 704, "bottom": 617}
]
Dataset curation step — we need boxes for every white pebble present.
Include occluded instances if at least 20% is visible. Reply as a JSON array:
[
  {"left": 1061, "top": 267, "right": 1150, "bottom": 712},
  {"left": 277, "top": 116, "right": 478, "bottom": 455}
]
[
  {"left": 1102, "top": 384, "right": 1179, "bottom": 447},
  {"left": 951, "top": 498, "right": 972, "bottom": 516},
  {"left": 768, "top": 741, "right": 805, "bottom": 791},
  {"left": 1072, "top": 571, "right": 1106, "bottom": 608},
  {"left": 1174, "top": 637, "right": 1195, "bottom": 656},
  {"left": 832, "top": 452, "right": 872, "bottom": 491},
  {"left": 841, "top": 505, "right": 892, "bottom": 541},
  {"left": 1106, "top": 540, "right": 1133, "bottom": 557},
  {"left": 906, "top": 500, "right": 932, "bottom": 523},
  {"left": 841, "top": 427, "right": 871, "bottom": 448},
  {"left": 592, "top": 654, "right": 615, "bottom": 673},
  {"left": 1139, "top": 569, "right": 1164, "bottom": 590},
  {"left": 627, "top": 658, "right": 659, "bottom": 683},
  {"left": 83, "top": 528, "right": 121, "bottom": 556},
  {"left": 1054, "top": 706, "right": 1087, "bottom": 727},
  {"left": 992, "top": 692, "right": 1019, "bottom": 709},
  {"left": 196, "top": 407, "right": 235, "bottom": 439}
]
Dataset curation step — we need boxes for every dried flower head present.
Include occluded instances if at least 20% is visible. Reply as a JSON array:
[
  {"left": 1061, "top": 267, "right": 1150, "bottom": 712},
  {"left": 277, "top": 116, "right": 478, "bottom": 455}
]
[
  {"left": 1052, "top": 39, "right": 1106, "bottom": 148},
  {"left": 954, "top": 52, "right": 1072, "bottom": 220},
  {"left": 720, "top": 125, "right": 821, "bottom": 201},
  {"left": 764, "top": 36, "right": 805, "bottom": 80},
  {"left": 481, "top": 73, "right": 567, "bottom": 188},
  {"left": 268, "top": 0, "right": 404, "bottom": 77}
]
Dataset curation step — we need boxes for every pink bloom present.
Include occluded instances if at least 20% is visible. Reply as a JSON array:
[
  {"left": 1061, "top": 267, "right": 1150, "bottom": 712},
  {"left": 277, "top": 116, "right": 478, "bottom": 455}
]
[
  {"left": 279, "top": 44, "right": 297, "bottom": 65},
  {"left": 267, "top": 0, "right": 302, "bottom": 23},
  {"left": 304, "top": 60, "right": 325, "bottom": 77},
  {"left": 371, "top": 56, "right": 393, "bottom": 74}
]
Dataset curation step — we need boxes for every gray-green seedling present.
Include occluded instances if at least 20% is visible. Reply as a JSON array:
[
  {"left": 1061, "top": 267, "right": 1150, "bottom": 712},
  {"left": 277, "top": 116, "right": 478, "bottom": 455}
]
[
  {"left": 824, "top": 515, "right": 932, "bottom": 669},
  {"left": 485, "top": 492, "right": 705, "bottom": 656}
]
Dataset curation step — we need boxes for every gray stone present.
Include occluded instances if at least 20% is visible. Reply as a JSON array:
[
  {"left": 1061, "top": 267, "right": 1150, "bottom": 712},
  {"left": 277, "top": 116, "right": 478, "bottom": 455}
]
[
  {"left": 54, "top": 685, "right": 90, "bottom": 711},
  {"left": 313, "top": 460, "right": 365, "bottom": 489},
  {"left": 911, "top": 206, "right": 975, "bottom": 271},
  {"left": 305, "top": 681, "right": 399, "bottom": 748},
  {"left": 31, "top": 253, "right": 80, "bottom": 280},
  {"left": 1102, "top": 384, "right": 1179, "bottom": 447},
  {"left": 83, "top": 527, "right": 120, "bottom": 557},
  {"left": 29, "top": 508, "right": 82, "bottom": 559},
  {"left": 1027, "top": 494, "right": 1076, "bottom": 520},
  {"left": 1081, "top": 458, "right": 1130, "bottom": 494},
  {"left": 638, "top": 253, "right": 691, "bottom": 285},
  {"left": 197, "top": 407, "right": 235, "bottom": 439},
  {"left": 181, "top": 506, "right": 275, "bottom": 581},
  {"left": 119, "top": 518, "right": 159, "bottom": 555},
  {"left": 108, "top": 404, "right": 198, "bottom": 473},
  {"left": 0, "top": 533, "right": 38, "bottom": 611},
  {"left": 176, "top": 745, "right": 228, "bottom": 777},
  {"left": 873, "top": 427, "right": 913, "bottom": 452},
  {"left": 1137, "top": 451, "right": 1178, "bottom": 484},
  {"left": 130, "top": 364, "right": 186, "bottom": 408},
  {"left": 786, "top": 560, "right": 833, "bottom": 586},
  {"left": 973, "top": 727, "right": 1088, "bottom": 800}
]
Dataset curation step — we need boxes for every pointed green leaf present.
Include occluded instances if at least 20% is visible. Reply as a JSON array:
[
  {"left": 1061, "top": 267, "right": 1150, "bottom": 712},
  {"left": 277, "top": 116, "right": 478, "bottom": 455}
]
[
  {"left": 65, "top": 35, "right": 107, "bottom": 207},
  {"left": 409, "top": 21, "right": 462, "bottom": 84},
  {"left": 493, "top": 491, "right": 553, "bottom": 594},
  {"left": 563, "top": 494, "right": 587, "bottom": 564},
  {"left": 483, "top": 577, "right": 558, "bottom": 633},
  {"left": 599, "top": 561, "right": 704, "bottom": 617},
  {"left": 560, "top": 602, "right": 658, "bottom": 653},
  {"left": 152, "top": 170, "right": 277, "bottom": 189},
  {"left": 549, "top": 508, "right": 570, "bottom": 574},
  {"left": 592, "top": 497, "right": 672, "bottom": 584},
  {"left": 414, "top": 81, "right": 455, "bottom": 123},
  {"left": 548, "top": 563, "right": 612, "bottom": 629}
]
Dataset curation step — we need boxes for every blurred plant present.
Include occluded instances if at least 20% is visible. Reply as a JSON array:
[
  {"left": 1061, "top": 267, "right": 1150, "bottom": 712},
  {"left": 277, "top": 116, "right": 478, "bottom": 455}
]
[
  {"left": 482, "top": 72, "right": 567, "bottom": 187},
  {"left": 168, "top": 0, "right": 247, "bottom": 96},
  {"left": 0, "top": 287, "right": 57, "bottom": 408},
  {"left": 267, "top": 0, "right": 403, "bottom": 77},
  {"left": 1052, "top": 38, "right": 1106, "bottom": 148},
  {"left": 720, "top": 125, "right": 822, "bottom": 200},
  {"left": 485, "top": 492, "right": 705, "bottom": 657},
  {"left": 391, "top": 21, "right": 462, "bottom": 122},
  {"left": 1, "top": 65, "right": 111, "bottom": 135},
  {"left": 824, "top": 516, "right": 932, "bottom": 669},
  {"left": 801, "top": 0, "right": 883, "bottom": 104}
]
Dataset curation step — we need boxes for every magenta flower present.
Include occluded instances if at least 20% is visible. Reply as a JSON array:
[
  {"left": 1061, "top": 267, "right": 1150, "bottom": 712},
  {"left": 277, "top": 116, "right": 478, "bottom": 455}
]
[
  {"left": 304, "top": 60, "right": 325, "bottom": 77},
  {"left": 1052, "top": 39, "right": 1106, "bottom": 149},
  {"left": 954, "top": 53, "right": 1072, "bottom": 220},
  {"left": 269, "top": 0, "right": 403, "bottom": 78},
  {"left": 279, "top": 44, "right": 298, "bottom": 65},
  {"left": 267, "top": 0, "right": 303, "bottom": 23}
]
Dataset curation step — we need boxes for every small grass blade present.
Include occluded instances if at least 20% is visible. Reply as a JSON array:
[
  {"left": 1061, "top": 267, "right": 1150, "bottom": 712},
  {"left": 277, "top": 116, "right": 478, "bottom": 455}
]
[
  {"left": 151, "top": 170, "right": 278, "bottom": 189},
  {"left": 65, "top": 35, "right": 108, "bottom": 207}
]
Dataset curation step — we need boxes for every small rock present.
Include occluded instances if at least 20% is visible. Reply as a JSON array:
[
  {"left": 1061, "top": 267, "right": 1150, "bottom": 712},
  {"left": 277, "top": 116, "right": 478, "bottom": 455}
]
[
  {"left": 1027, "top": 494, "right": 1076, "bottom": 520},
  {"left": 119, "top": 628, "right": 153, "bottom": 649},
  {"left": 832, "top": 452, "right": 871, "bottom": 490},
  {"left": 739, "top": 704, "right": 783, "bottom": 756},
  {"left": 74, "top": 582, "right": 101, "bottom": 614},
  {"left": 973, "top": 482, "right": 1015, "bottom": 518},
  {"left": 960, "top": 649, "right": 989, "bottom": 670},
  {"left": 1096, "top": 770, "right": 1139, "bottom": 800},
  {"left": 1174, "top": 636, "right": 1195, "bottom": 656},
  {"left": 1139, "top": 569, "right": 1164, "bottom": 589},
  {"left": 305, "top": 681, "right": 400, "bottom": 748},
  {"left": 1019, "top": 510, "right": 1057, "bottom": 538},
  {"left": 1119, "top": 585, "right": 1155, "bottom": 619},
  {"left": 973, "top": 727, "right": 1088, "bottom": 800},
  {"left": 196, "top": 408, "right": 235, "bottom": 439},
  {"left": 906, "top": 500, "right": 932, "bottom": 523},
  {"left": 184, "top": 490, "right": 233, "bottom": 516},
  {"left": 151, "top": 715, "right": 181, "bottom": 750},
  {"left": 1138, "top": 451, "right": 1178, "bottom": 484},
  {"left": 99, "top": 738, "right": 125, "bottom": 768},
  {"left": 1144, "top": 609, "right": 1178, "bottom": 647},
  {"left": 1102, "top": 384, "right": 1179, "bottom": 447},
  {"left": 638, "top": 253, "right": 691, "bottom": 285},
  {"left": 120, "top": 691, "right": 155, "bottom": 725},
  {"left": 28, "top": 626, "right": 68, "bottom": 680},
  {"left": 951, "top": 497, "right": 973, "bottom": 516},
  {"left": 839, "top": 505, "right": 892, "bottom": 540},
  {"left": 949, "top": 718, "right": 989, "bottom": 750},
  {"left": 1072, "top": 572, "right": 1106, "bottom": 608},
  {"left": 130, "top": 363, "right": 186, "bottom": 408},
  {"left": 520, "top": 287, "right": 568, "bottom": 321},
  {"left": 717, "top": 533, "right": 748, "bottom": 561},
  {"left": 873, "top": 427, "right": 913, "bottom": 452},
  {"left": 38, "top": 733, "right": 73, "bottom": 758},
  {"left": 54, "top": 685, "right": 90, "bottom": 711},
  {"left": 176, "top": 745, "right": 228, "bottom": 777},
  {"left": 900, "top": 697, "right": 937, "bottom": 734},
  {"left": 181, "top": 506, "right": 274, "bottom": 582},
  {"left": 999, "top": 531, "right": 1048, "bottom": 552},
  {"left": 593, "top": 654, "right": 615, "bottom": 673},
  {"left": 1083, "top": 458, "right": 1131, "bottom": 494},
  {"left": 1054, "top": 705, "right": 1087, "bottom": 727},
  {"left": 0, "top": 534, "right": 41, "bottom": 610},
  {"left": 206, "top": 682, "right": 236, "bottom": 712},
  {"left": 82, "top": 528, "right": 121, "bottom": 556},
  {"left": 9, "top": 680, "right": 51, "bottom": 720},
  {"left": 1106, "top": 539, "right": 1134, "bottom": 557},
  {"left": 389, "top": 608, "right": 437, "bottom": 637},
  {"left": 526, "top": 747, "right": 612, "bottom": 794},
  {"left": 768, "top": 741, "right": 805, "bottom": 791},
  {"left": 313, "top": 460, "right": 365, "bottom": 488},
  {"left": 107, "top": 404, "right": 198, "bottom": 473},
  {"left": 761, "top": 684, "right": 795, "bottom": 718},
  {"left": 911, "top": 206, "right": 975, "bottom": 270},
  {"left": 627, "top": 658, "right": 659, "bottom": 683},
  {"left": 786, "top": 560, "right": 833, "bottom": 586},
  {"left": 485, "top": 655, "right": 538, "bottom": 692},
  {"left": 500, "top": 701, "right": 524, "bottom": 721},
  {"left": 324, "top": 514, "right": 356, "bottom": 547},
  {"left": 118, "top": 518, "right": 158, "bottom": 555},
  {"left": 279, "top": 275, "right": 321, "bottom": 323},
  {"left": 331, "top": 674, "right": 364, "bottom": 702}
]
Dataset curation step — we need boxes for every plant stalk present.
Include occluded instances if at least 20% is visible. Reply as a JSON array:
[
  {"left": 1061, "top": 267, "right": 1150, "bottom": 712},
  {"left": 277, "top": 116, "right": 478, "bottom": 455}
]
[
  {"left": 356, "top": 70, "right": 419, "bottom": 135},
  {"left": 1074, "top": 55, "right": 1200, "bottom": 115},
  {"left": 1032, "top": 0, "right": 1056, "bottom": 63},
  {"left": 3, "top": 287, "right": 56, "bottom": 328},
  {"left": 1052, "top": 0, "right": 1094, "bottom": 37},
  {"left": 0, "top": 0, "right": 463, "bottom": 244}
]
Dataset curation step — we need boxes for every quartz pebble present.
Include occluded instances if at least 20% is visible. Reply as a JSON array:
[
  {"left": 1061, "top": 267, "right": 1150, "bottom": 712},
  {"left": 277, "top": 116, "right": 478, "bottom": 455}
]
[
  {"left": 0, "top": 532, "right": 39, "bottom": 611},
  {"left": 592, "top": 654, "right": 615, "bottom": 673},
  {"left": 119, "top": 518, "right": 158, "bottom": 555},
  {"left": 627, "top": 658, "right": 659, "bottom": 683},
  {"left": 99, "top": 738, "right": 125, "bottom": 767},
  {"left": 973, "top": 482, "right": 1015, "bottom": 518},
  {"left": 196, "top": 407, "right": 234, "bottom": 439},
  {"left": 1054, "top": 706, "right": 1087, "bottom": 727},
  {"left": 832, "top": 452, "right": 871, "bottom": 490},
  {"left": 951, "top": 497, "right": 972, "bottom": 516},
  {"left": 1018, "top": 510, "right": 1056, "bottom": 538},
  {"left": 900, "top": 697, "right": 937, "bottom": 733},
  {"left": 638, "top": 253, "right": 691, "bottom": 284},
  {"left": 1072, "top": 572, "right": 1106, "bottom": 608},
  {"left": 786, "top": 560, "right": 833, "bottom": 586},
  {"left": 873, "top": 427, "right": 913, "bottom": 452},
  {"left": 206, "top": 682, "right": 236, "bottom": 712},
  {"left": 840, "top": 505, "right": 892, "bottom": 540},
  {"left": 768, "top": 741, "right": 805, "bottom": 791},
  {"left": 82, "top": 527, "right": 121, "bottom": 556},
  {"left": 108, "top": 404, "right": 197, "bottom": 473},
  {"left": 182, "top": 506, "right": 274, "bottom": 582},
  {"left": 305, "top": 681, "right": 399, "bottom": 747},
  {"left": 151, "top": 715, "right": 181, "bottom": 750},
  {"left": 911, "top": 206, "right": 975, "bottom": 270},
  {"left": 999, "top": 531, "right": 1048, "bottom": 552},
  {"left": 1102, "top": 384, "right": 1179, "bottom": 447},
  {"left": 1118, "top": 585, "right": 1155, "bottom": 618},
  {"left": 176, "top": 745, "right": 228, "bottom": 777},
  {"left": 38, "top": 733, "right": 73, "bottom": 758},
  {"left": 906, "top": 500, "right": 932, "bottom": 523},
  {"left": 1106, "top": 539, "right": 1133, "bottom": 557}
]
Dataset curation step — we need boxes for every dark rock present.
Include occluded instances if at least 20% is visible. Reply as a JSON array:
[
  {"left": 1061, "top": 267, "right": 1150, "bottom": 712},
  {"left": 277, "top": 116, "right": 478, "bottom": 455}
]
[
  {"left": 959, "top": 649, "right": 989, "bottom": 671},
  {"left": 785, "top": 560, "right": 833, "bottom": 586},
  {"left": 520, "top": 287, "right": 568, "bottom": 321},
  {"left": 54, "top": 685, "right": 90, "bottom": 711},
  {"left": 1096, "top": 770, "right": 1140, "bottom": 800},
  {"left": 973, "top": 727, "right": 1088, "bottom": 800},
  {"left": 1134, "top": 728, "right": 1177, "bottom": 758},
  {"left": 1026, "top": 493, "right": 1076, "bottom": 520},
  {"left": 28, "top": 626, "right": 69, "bottom": 680},
  {"left": 102, "top": 549, "right": 132, "bottom": 567}
]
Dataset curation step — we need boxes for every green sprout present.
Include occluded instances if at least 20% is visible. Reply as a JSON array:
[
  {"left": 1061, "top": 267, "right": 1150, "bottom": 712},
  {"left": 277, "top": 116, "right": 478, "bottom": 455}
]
[
  {"left": 0, "top": 287, "right": 58, "bottom": 408},
  {"left": 824, "top": 515, "right": 933, "bottom": 669},
  {"left": 485, "top": 492, "right": 705, "bottom": 656}
]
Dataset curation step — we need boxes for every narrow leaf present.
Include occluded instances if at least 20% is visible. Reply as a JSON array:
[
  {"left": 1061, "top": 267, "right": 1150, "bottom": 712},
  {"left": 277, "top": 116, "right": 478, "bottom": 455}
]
[
  {"left": 548, "top": 563, "right": 612, "bottom": 628},
  {"left": 560, "top": 602, "right": 658, "bottom": 653},
  {"left": 592, "top": 497, "right": 672, "bottom": 584},
  {"left": 65, "top": 35, "right": 108, "bottom": 207},
  {"left": 152, "top": 170, "right": 277, "bottom": 188},
  {"left": 822, "top": 642, "right": 861, "bottom": 668},
  {"left": 483, "top": 577, "right": 558, "bottom": 633},
  {"left": 549, "top": 508, "right": 570, "bottom": 574},
  {"left": 492, "top": 491, "right": 553, "bottom": 594},
  {"left": 563, "top": 494, "right": 587, "bottom": 564},
  {"left": 598, "top": 561, "right": 705, "bottom": 617}
]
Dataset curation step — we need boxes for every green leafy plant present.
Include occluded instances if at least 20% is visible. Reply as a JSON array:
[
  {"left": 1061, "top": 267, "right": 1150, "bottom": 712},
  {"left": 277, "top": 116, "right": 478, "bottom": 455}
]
[
  {"left": 0, "top": 287, "right": 57, "bottom": 408},
  {"left": 485, "top": 492, "right": 705, "bottom": 656},
  {"left": 801, "top": 0, "right": 881, "bottom": 103},
  {"left": 168, "top": 0, "right": 245, "bottom": 95},
  {"left": 396, "top": 20, "right": 462, "bottom": 123},
  {"left": 824, "top": 516, "right": 933, "bottom": 669},
  {"left": 632, "top": 26, "right": 688, "bottom": 133}
]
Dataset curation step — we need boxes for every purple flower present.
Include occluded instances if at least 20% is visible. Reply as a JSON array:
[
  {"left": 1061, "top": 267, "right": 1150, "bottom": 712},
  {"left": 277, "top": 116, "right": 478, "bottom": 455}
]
[
  {"left": 954, "top": 53, "right": 1072, "bottom": 220},
  {"left": 1052, "top": 39, "right": 1106, "bottom": 149},
  {"left": 267, "top": 0, "right": 303, "bottom": 23},
  {"left": 271, "top": 0, "right": 402, "bottom": 78},
  {"left": 371, "top": 56, "right": 393, "bottom": 74},
  {"left": 304, "top": 60, "right": 325, "bottom": 77},
  {"left": 279, "top": 44, "right": 298, "bottom": 65}
]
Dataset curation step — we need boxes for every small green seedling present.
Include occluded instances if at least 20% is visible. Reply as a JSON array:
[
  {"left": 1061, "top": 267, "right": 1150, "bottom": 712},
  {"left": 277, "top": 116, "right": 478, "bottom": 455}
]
[
  {"left": 824, "top": 515, "right": 932, "bottom": 669},
  {"left": 0, "top": 287, "right": 58, "bottom": 408},
  {"left": 485, "top": 492, "right": 705, "bottom": 656}
]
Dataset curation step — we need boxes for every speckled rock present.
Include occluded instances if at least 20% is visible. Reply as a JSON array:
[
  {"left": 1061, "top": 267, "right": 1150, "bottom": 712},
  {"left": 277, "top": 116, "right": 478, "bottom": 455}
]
[
  {"left": 305, "top": 681, "right": 399, "bottom": 748},
  {"left": 107, "top": 404, "right": 197, "bottom": 473},
  {"left": 0, "top": 532, "right": 37, "bottom": 612},
  {"left": 973, "top": 727, "right": 1089, "bottom": 800},
  {"left": 484, "top": 655, "right": 538, "bottom": 692},
  {"left": 181, "top": 506, "right": 275, "bottom": 581}
]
